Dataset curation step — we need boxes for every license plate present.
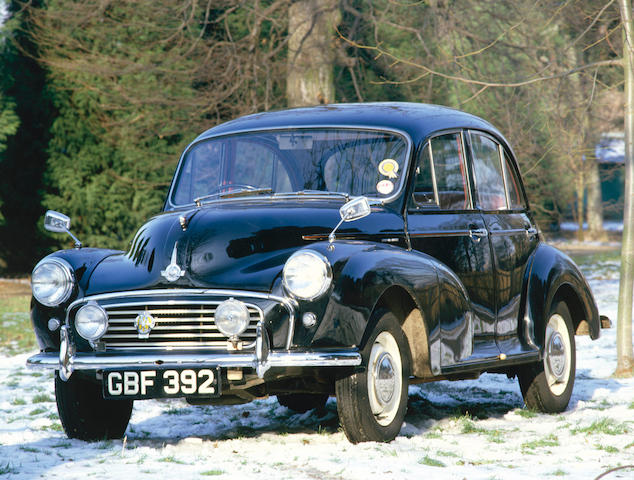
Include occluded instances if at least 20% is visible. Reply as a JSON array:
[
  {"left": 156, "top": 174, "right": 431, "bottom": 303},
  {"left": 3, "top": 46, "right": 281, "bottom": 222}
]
[{"left": 103, "top": 368, "right": 221, "bottom": 400}]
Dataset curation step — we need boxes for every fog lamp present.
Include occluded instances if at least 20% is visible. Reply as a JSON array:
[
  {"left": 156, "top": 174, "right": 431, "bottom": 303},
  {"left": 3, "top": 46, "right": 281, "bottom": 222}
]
[
  {"left": 75, "top": 302, "right": 108, "bottom": 341},
  {"left": 215, "top": 298, "right": 249, "bottom": 338}
]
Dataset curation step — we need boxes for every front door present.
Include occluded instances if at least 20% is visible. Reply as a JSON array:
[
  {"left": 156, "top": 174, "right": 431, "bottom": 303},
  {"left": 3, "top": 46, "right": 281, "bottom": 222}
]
[{"left": 407, "top": 131, "right": 498, "bottom": 366}]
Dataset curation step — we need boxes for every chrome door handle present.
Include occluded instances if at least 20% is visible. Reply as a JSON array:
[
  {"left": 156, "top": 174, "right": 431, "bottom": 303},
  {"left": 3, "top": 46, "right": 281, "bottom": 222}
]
[{"left": 469, "top": 228, "right": 488, "bottom": 242}]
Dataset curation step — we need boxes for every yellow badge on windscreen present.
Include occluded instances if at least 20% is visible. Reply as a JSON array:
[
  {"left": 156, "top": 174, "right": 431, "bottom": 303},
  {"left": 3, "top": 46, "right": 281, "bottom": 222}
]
[{"left": 378, "top": 159, "right": 399, "bottom": 179}]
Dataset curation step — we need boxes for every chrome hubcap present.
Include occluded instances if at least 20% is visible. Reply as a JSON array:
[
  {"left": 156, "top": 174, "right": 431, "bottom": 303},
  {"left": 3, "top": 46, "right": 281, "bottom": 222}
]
[
  {"left": 543, "top": 313, "right": 572, "bottom": 396},
  {"left": 374, "top": 352, "right": 396, "bottom": 406},
  {"left": 367, "top": 331, "right": 403, "bottom": 426},
  {"left": 547, "top": 332, "right": 566, "bottom": 380}
]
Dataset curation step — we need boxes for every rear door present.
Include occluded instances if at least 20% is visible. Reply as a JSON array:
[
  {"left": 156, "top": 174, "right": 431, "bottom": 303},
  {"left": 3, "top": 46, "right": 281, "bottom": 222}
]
[{"left": 467, "top": 131, "right": 538, "bottom": 356}]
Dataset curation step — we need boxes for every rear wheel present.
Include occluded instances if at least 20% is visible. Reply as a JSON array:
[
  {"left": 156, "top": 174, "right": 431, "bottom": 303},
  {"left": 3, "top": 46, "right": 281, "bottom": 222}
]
[
  {"left": 55, "top": 372, "right": 133, "bottom": 441},
  {"left": 518, "top": 300, "right": 576, "bottom": 413},
  {"left": 277, "top": 393, "right": 329, "bottom": 413},
  {"left": 335, "top": 310, "right": 411, "bottom": 443}
]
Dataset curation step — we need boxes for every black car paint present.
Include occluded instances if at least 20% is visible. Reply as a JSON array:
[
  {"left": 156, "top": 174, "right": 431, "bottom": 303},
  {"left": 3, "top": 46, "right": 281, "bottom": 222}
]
[{"left": 31, "top": 102, "right": 600, "bottom": 384}]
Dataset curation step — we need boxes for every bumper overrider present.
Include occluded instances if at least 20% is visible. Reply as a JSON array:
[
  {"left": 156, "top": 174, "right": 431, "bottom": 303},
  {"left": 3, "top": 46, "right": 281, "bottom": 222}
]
[{"left": 26, "top": 288, "right": 362, "bottom": 381}]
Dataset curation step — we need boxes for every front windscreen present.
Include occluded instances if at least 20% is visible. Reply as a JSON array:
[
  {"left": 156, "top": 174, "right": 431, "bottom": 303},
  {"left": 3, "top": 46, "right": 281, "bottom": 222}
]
[{"left": 170, "top": 128, "right": 409, "bottom": 205}]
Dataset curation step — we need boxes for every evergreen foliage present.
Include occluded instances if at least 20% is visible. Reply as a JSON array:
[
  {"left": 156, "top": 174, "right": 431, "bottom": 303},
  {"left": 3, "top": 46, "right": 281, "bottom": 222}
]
[{"left": 0, "top": 0, "right": 625, "bottom": 271}]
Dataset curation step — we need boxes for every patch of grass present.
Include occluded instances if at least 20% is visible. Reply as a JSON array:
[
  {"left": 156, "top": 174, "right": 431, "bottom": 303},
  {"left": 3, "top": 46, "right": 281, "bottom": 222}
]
[
  {"left": 487, "top": 430, "right": 504, "bottom": 444},
  {"left": 51, "top": 441, "right": 71, "bottom": 448},
  {"left": 158, "top": 456, "right": 186, "bottom": 464},
  {"left": 29, "top": 407, "right": 47, "bottom": 416},
  {"left": 521, "top": 434, "right": 559, "bottom": 451},
  {"left": 595, "top": 444, "right": 619, "bottom": 454},
  {"left": 629, "top": 402, "right": 634, "bottom": 410},
  {"left": 10, "top": 398, "right": 26, "bottom": 406},
  {"left": 551, "top": 469, "right": 567, "bottom": 476},
  {"left": 572, "top": 418, "right": 629, "bottom": 436},
  {"left": 418, "top": 456, "right": 446, "bottom": 467},
  {"left": 437, "top": 450, "right": 458, "bottom": 458},
  {"left": 459, "top": 415, "right": 487, "bottom": 434},
  {"left": 0, "top": 463, "right": 18, "bottom": 475},
  {"left": 201, "top": 470, "right": 224, "bottom": 476},
  {"left": 19, "top": 446, "right": 40, "bottom": 453},
  {"left": 32, "top": 394, "right": 53, "bottom": 403},
  {"left": 514, "top": 409, "right": 537, "bottom": 419},
  {"left": 425, "top": 431, "right": 442, "bottom": 439},
  {"left": 0, "top": 296, "right": 36, "bottom": 355}
]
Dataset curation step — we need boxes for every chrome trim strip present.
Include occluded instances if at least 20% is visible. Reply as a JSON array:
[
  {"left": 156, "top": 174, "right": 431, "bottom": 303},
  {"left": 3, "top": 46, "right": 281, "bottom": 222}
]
[
  {"left": 409, "top": 230, "right": 472, "bottom": 238},
  {"left": 65, "top": 289, "right": 298, "bottom": 350},
  {"left": 488, "top": 228, "right": 529, "bottom": 236},
  {"left": 26, "top": 350, "right": 362, "bottom": 370},
  {"left": 165, "top": 125, "right": 414, "bottom": 209}
]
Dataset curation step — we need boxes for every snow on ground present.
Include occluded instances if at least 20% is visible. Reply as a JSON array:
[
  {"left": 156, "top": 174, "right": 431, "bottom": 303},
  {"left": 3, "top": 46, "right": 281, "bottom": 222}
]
[{"left": 1, "top": 254, "right": 633, "bottom": 480}]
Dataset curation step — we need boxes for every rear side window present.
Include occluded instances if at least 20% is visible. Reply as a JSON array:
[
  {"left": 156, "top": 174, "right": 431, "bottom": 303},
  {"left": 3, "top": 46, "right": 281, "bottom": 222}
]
[
  {"left": 412, "top": 133, "right": 470, "bottom": 210},
  {"left": 502, "top": 151, "right": 525, "bottom": 209},
  {"left": 470, "top": 133, "right": 506, "bottom": 210}
]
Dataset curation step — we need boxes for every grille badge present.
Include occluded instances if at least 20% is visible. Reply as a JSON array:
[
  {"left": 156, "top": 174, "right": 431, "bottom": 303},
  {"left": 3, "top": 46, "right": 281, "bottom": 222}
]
[{"left": 134, "top": 311, "right": 156, "bottom": 339}]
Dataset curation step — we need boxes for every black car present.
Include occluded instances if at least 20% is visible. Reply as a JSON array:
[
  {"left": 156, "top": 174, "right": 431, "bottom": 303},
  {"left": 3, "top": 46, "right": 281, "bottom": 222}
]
[{"left": 28, "top": 102, "right": 603, "bottom": 444}]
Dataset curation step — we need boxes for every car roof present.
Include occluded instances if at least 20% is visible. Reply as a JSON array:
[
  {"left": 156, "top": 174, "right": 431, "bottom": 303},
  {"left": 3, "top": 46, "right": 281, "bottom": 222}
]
[{"left": 194, "top": 102, "right": 508, "bottom": 146}]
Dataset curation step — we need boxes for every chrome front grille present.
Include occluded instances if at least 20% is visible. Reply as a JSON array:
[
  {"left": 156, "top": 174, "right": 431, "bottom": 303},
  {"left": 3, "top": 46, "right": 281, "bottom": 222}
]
[{"left": 96, "top": 301, "right": 262, "bottom": 350}]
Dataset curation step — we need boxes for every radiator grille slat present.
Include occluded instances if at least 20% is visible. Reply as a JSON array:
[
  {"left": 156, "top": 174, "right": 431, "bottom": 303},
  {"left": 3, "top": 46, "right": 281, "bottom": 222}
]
[{"left": 93, "top": 302, "right": 262, "bottom": 351}]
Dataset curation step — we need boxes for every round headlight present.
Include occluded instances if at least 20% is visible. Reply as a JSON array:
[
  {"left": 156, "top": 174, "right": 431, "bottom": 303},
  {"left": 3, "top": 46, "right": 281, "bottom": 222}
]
[
  {"left": 31, "top": 258, "right": 75, "bottom": 307},
  {"left": 215, "top": 298, "right": 250, "bottom": 338},
  {"left": 75, "top": 302, "right": 108, "bottom": 341},
  {"left": 282, "top": 250, "right": 332, "bottom": 300}
]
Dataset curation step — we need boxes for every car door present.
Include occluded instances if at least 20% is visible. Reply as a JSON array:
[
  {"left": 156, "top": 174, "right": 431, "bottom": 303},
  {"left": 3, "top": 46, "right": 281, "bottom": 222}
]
[
  {"left": 467, "top": 131, "right": 538, "bottom": 356},
  {"left": 407, "top": 131, "right": 499, "bottom": 366}
]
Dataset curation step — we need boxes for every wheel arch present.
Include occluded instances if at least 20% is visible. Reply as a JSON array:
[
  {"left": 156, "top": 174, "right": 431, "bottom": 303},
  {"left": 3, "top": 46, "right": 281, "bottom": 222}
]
[
  {"left": 523, "top": 243, "right": 600, "bottom": 351},
  {"left": 372, "top": 285, "right": 434, "bottom": 378}
]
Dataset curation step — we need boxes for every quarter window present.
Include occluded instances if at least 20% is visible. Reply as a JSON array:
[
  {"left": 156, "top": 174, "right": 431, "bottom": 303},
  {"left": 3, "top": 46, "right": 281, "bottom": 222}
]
[
  {"left": 412, "top": 133, "right": 470, "bottom": 210},
  {"left": 502, "top": 151, "right": 525, "bottom": 209},
  {"left": 470, "top": 133, "right": 506, "bottom": 210}
]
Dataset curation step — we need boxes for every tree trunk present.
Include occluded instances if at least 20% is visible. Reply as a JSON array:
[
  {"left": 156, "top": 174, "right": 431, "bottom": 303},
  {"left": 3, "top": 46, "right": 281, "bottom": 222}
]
[
  {"left": 586, "top": 157, "right": 607, "bottom": 241},
  {"left": 615, "top": 0, "right": 634, "bottom": 378},
  {"left": 575, "top": 175, "right": 585, "bottom": 241},
  {"left": 287, "top": 0, "right": 341, "bottom": 107}
]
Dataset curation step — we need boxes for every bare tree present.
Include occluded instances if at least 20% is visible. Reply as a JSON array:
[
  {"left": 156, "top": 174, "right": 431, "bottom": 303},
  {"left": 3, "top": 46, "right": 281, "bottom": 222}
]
[
  {"left": 616, "top": 0, "right": 634, "bottom": 377},
  {"left": 287, "top": 0, "right": 340, "bottom": 107}
]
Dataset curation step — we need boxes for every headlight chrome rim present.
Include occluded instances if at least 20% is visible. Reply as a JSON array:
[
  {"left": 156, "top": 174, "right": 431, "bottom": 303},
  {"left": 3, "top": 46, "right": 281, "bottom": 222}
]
[
  {"left": 215, "top": 298, "right": 250, "bottom": 338},
  {"left": 31, "top": 258, "right": 75, "bottom": 307},
  {"left": 282, "top": 250, "right": 332, "bottom": 301},
  {"left": 74, "top": 301, "right": 109, "bottom": 341}
]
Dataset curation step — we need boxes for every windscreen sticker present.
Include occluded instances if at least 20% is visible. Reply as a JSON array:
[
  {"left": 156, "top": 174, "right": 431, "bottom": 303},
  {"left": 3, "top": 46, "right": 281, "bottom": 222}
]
[
  {"left": 378, "top": 159, "right": 399, "bottom": 179},
  {"left": 376, "top": 179, "right": 394, "bottom": 195}
]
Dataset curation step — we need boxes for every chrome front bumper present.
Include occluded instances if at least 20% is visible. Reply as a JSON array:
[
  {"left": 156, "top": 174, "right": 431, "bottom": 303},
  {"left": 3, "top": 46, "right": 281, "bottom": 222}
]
[{"left": 27, "top": 325, "right": 362, "bottom": 381}]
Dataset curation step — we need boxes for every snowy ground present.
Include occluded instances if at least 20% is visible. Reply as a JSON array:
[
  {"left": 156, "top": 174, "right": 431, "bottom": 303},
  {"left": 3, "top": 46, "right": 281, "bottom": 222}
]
[{"left": 1, "top": 253, "right": 633, "bottom": 480}]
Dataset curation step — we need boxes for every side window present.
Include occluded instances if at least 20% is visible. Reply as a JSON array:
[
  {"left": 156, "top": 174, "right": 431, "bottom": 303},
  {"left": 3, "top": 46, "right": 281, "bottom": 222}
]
[
  {"left": 502, "top": 152, "right": 525, "bottom": 209},
  {"left": 412, "top": 133, "right": 470, "bottom": 210},
  {"left": 470, "top": 133, "right": 506, "bottom": 210},
  {"left": 431, "top": 133, "right": 470, "bottom": 210}
]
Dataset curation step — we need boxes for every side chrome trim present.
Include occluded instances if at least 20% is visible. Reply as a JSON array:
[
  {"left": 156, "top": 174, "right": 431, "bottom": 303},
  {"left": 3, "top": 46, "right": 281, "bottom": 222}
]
[
  {"left": 409, "top": 230, "right": 472, "bottom": 238},
  {"left": 65, "top": 289, "right": 299, "bottom": 350}
]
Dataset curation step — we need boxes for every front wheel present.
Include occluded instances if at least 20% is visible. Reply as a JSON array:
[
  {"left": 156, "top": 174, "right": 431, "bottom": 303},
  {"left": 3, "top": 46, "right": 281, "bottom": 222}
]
[
  {"left": 335, "top": 310, "right": 411, "bottom": 443},
  {"left": 55, "top": 372, "right": 133, "bottom": 441},
  {"left": 517, "top": 300, "right": 576, "bottom": 413}
]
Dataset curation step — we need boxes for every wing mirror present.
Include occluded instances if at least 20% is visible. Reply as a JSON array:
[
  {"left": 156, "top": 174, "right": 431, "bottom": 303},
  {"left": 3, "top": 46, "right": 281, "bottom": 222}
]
[
  {"left": 44, "top": 210, "right": 82, "bottom": 248},
  {"left": 328, "top": 196, "right": 371, "bottom": 248}
]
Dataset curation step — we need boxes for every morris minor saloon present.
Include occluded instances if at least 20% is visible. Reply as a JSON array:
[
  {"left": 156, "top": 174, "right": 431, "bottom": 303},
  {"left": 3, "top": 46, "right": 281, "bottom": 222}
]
[{"left": 28, "top": 103, "right": 602, "bottom": 443}]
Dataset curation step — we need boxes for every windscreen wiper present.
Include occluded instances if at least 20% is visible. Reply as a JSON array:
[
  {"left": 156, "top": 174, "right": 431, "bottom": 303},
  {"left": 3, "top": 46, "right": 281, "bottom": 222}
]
[{"left": 194, "top": 188, "right": 273, "bottom": 206}]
